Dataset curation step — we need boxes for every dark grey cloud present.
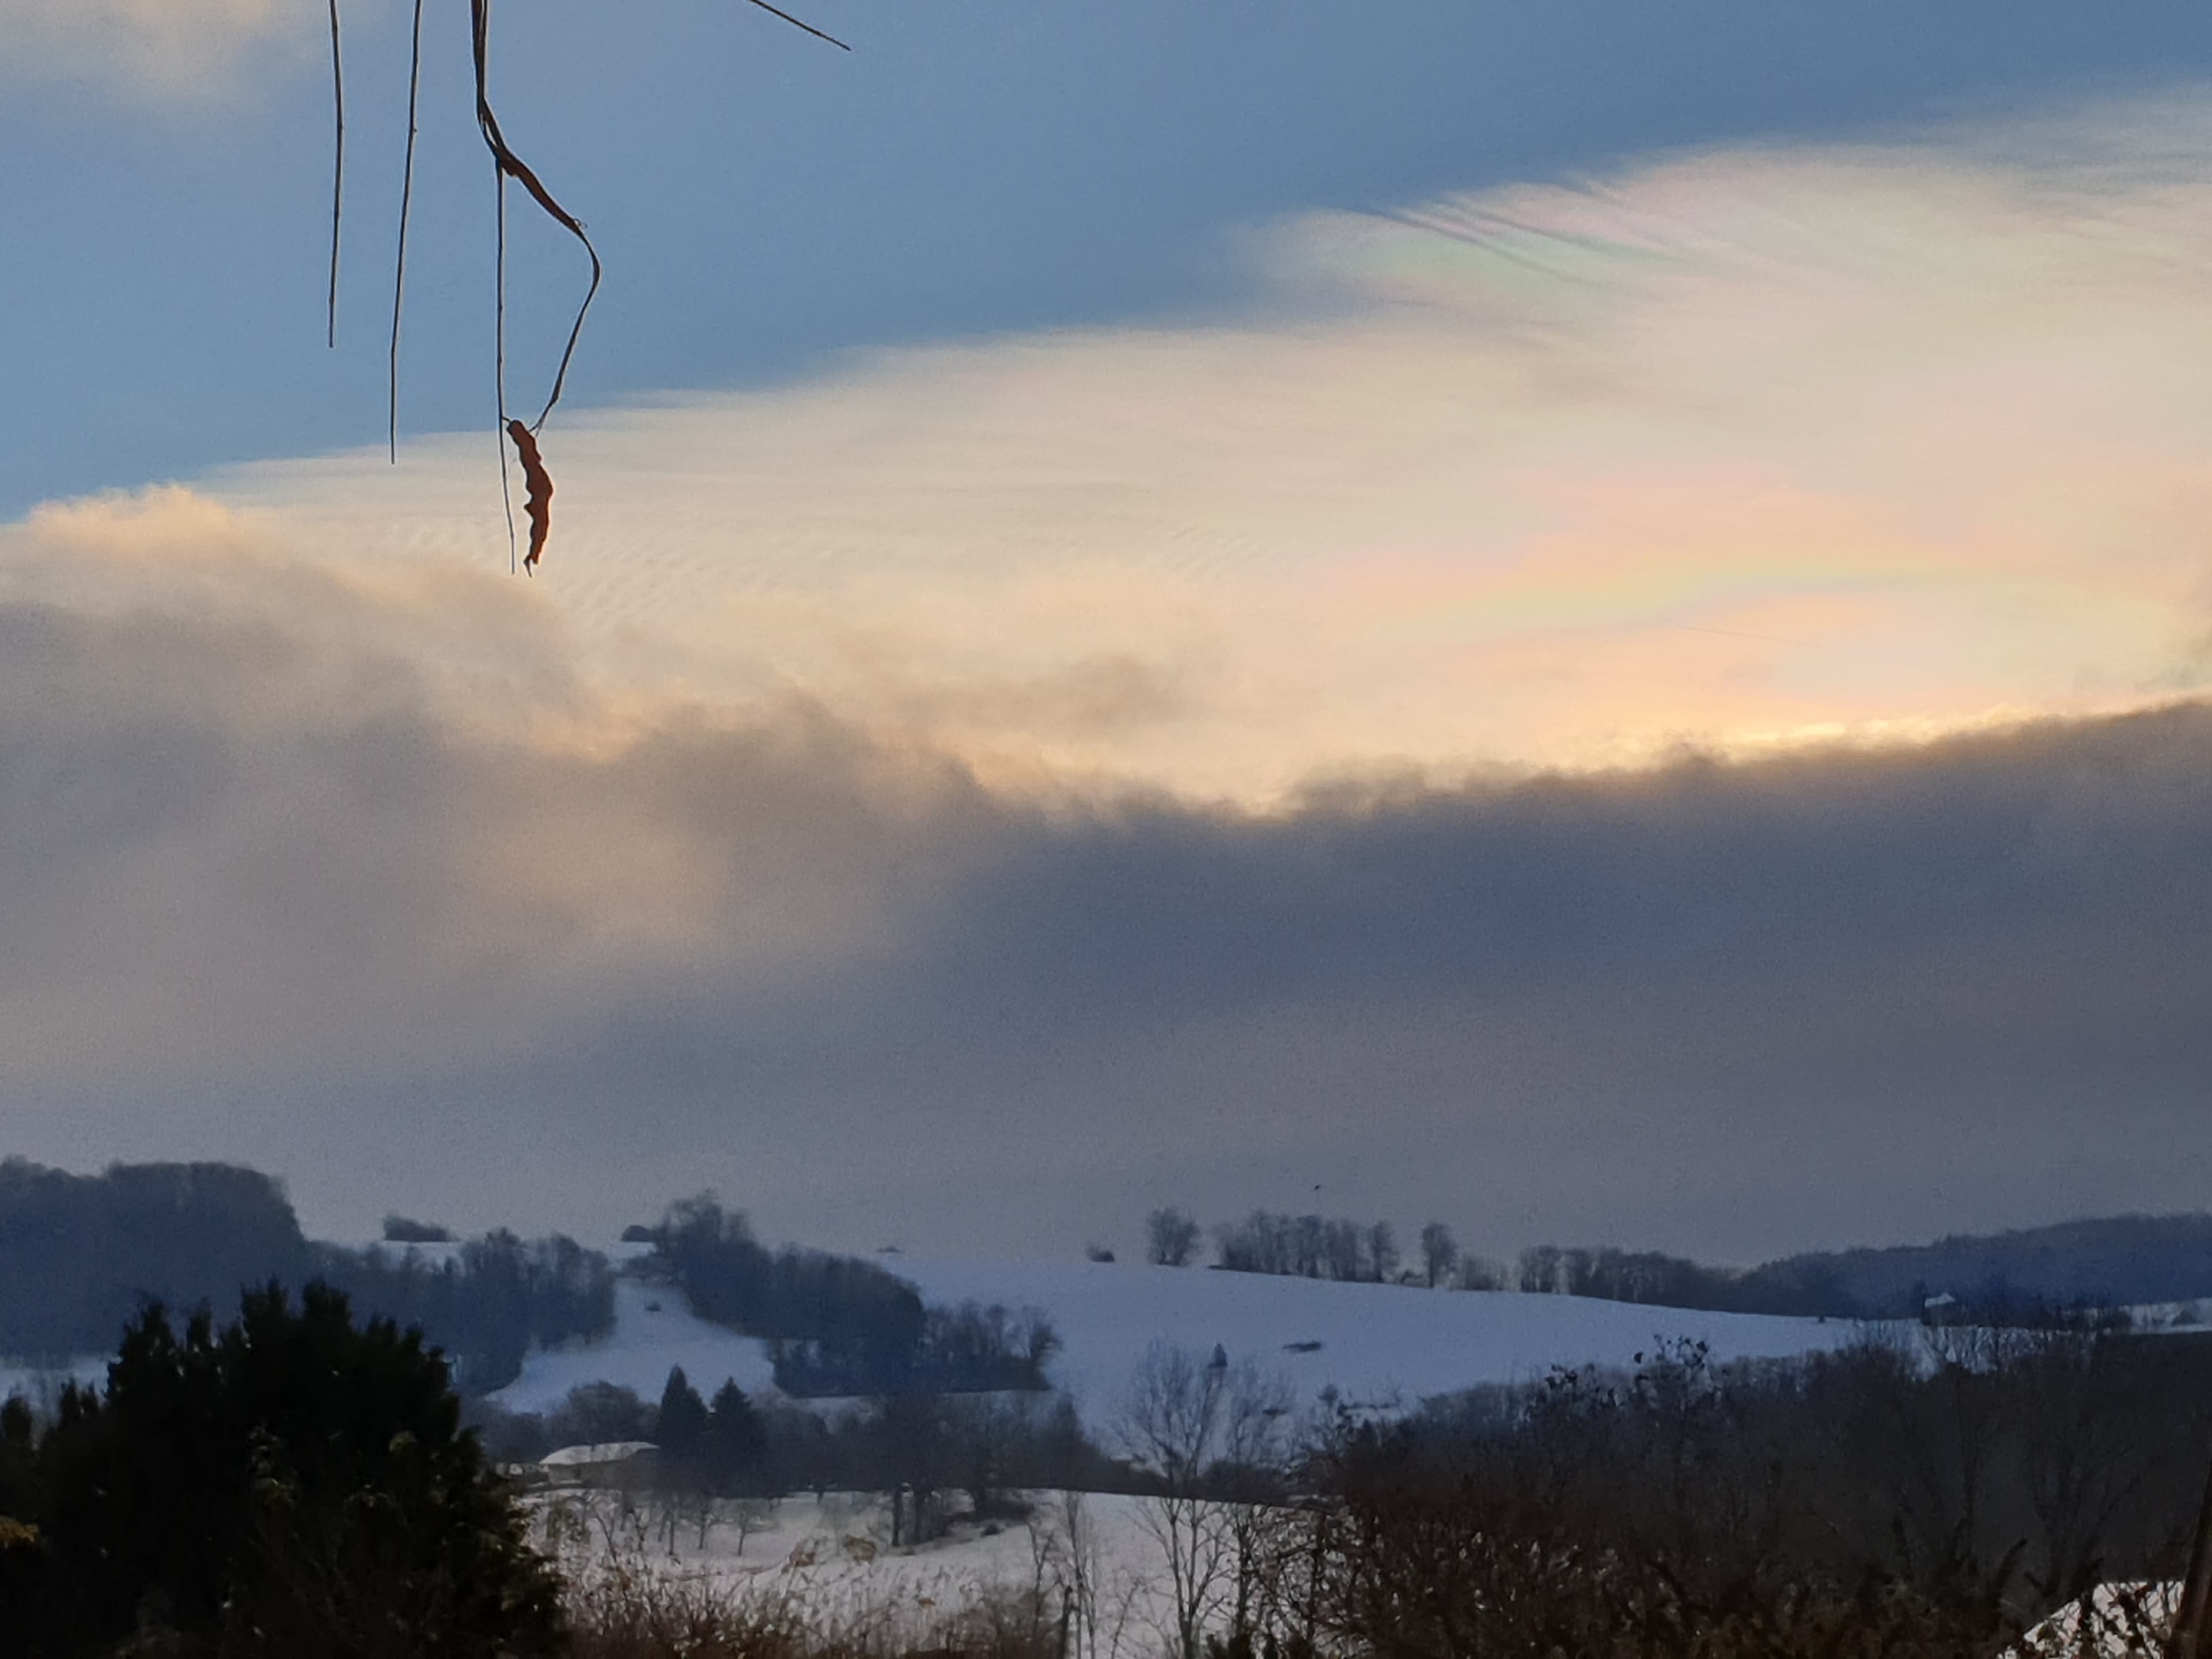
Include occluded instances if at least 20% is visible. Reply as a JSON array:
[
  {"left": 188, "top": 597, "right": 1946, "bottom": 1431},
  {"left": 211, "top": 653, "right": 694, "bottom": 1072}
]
[{"left": 3, "top": 528, "right": 2210, "bottom": 1262}]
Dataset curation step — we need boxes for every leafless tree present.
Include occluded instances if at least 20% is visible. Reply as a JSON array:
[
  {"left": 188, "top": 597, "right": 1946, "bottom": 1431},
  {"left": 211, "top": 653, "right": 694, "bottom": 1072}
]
[
  {"left": 1419, "top": 1221, "right": 1459, "bottom": 1288},
  {"left": 1118, "top": 1340, "right": 1291, "bottom": 1659},
  {"left": 1147, "top": 1207, "right": 1203, "bottom": 1268},
  {"left": 1365, "top": 1221, "right": 1400, "bottom": 1284}
]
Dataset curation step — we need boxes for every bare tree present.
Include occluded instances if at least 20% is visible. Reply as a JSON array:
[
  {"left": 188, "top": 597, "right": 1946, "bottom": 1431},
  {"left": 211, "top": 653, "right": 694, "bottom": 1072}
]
[
  {"left": 728, "top": 1495, "right": 775, "bottom": 1558},
  {"left": 1147, "top": 1207, "right": 1203, "bottom": 1268},
  {"left": 1456, "top": 1252, "right": 1506, "bottom": 1291},
  {"left": 1419, "top": 1221, "right": 1459, "bottom": 1288},
  {"left": 1519, "top": 1243, "right": 1565, "bottom": 1293},
  {"left": 1365, "top": 1221, "right": 1400, "bottom": 1284},
  {"left": 1028, "top": 1488, "right": 1108, "bottom": 1659},
  {"left": 1118, "top": 1340, "right": 1291, "bottom": 1659}
]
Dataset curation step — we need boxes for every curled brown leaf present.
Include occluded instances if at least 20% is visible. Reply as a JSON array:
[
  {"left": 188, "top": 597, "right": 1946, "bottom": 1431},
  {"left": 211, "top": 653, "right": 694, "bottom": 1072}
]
[{"left": 506, "top": 419, "right": 553, "bottom": 573}]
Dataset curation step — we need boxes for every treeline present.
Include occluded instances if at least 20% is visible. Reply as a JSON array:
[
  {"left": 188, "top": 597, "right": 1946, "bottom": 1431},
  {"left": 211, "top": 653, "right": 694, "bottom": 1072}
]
[
  {"left": 1145, "top": 1193, "right": 2212, "bottom": 1320},
  {"left": 0, "top": 1159, "right": 613, "bottom": 1393},
  {"left": 475, "top": 1366, "right": 1112, "bottom": 1547},
  {"left": 1146, "top": 1205, "right": 1505, "bottom": 1289},
  {"left": 638, "top": 1196, "right": 1059, "bottom": 1396},
  {"left": 1511, "top": 1241, "right": 1858, "bottom": 1316},
  {"left": 316, "top": 1231, "right": 615, "bottom": 1393},
  {"left": 1118, "top": 1327, "right": 2212, "bottom": 1658},
  {"left": 1509, "top": 1215, "right": 2212, "bottom": 1320},
  {"left": 1769, "top": 1212, "right": 2212, "bottom": 1319},
  {"left": 0, "top": 1158, "right": 312, "bottom": 1356}
]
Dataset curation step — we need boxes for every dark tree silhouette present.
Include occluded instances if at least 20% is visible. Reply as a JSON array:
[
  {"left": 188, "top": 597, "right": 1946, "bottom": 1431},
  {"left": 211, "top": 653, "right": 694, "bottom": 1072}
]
[{"left": 0, "top": 1282, "right": 561, "bottom": 1657}]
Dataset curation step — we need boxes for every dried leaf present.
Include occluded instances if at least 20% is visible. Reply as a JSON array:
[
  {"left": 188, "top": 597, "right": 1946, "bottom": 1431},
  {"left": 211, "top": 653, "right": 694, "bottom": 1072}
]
[{"left": 506, "top": 419, "right": 554, "bottom": 573}]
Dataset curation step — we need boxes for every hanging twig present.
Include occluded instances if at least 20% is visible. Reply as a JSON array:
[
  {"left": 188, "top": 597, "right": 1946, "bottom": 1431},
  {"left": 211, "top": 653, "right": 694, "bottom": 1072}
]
[
  {"left": 743, "top": 0, "right": 852, "bottom": 52},
  {"left": 327, "top": 0, "right": 344, "bottom": 348},
  {"left": 469, "top": 0, "right": 602, "bottom": 430},
  {"left": 445, "top": 0, "right": 844, "bottom": 572},
  {"left": 494, "top": 164, "right": 517, "bottom": 573},
  {"left": 388, "top": 0, "right": 426, "bottom": 461}
]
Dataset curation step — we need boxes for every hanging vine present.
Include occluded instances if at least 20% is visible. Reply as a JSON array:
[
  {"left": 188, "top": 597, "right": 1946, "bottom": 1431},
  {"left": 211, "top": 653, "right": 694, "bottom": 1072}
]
[{"left": 325, "top": 1, "right": 849, "bottom": 573}]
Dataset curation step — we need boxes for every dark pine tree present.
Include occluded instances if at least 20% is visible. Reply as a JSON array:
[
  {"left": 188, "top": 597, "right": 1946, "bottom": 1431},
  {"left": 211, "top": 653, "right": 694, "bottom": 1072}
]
[
  {"left": 706, "top": 1378, "right": 768, "bottom": 1494},
  {"left": 0, "top": 1282, "right": 562, "bottom": 1658},
  {"left": 657, "top": 1366, "right": 710, "bottom": 1466}
]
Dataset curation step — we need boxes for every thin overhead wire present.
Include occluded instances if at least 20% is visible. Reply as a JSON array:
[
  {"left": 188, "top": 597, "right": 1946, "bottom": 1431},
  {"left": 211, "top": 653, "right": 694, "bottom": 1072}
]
[{"left": 388, "top": 0, "right": 426, "bottom": 461}]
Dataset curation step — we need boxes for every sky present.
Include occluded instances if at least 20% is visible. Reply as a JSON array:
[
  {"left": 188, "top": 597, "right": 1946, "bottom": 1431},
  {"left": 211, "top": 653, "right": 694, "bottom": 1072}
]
[{"left": 3, "top": 2, "right": 2211, "bottom": 1266}]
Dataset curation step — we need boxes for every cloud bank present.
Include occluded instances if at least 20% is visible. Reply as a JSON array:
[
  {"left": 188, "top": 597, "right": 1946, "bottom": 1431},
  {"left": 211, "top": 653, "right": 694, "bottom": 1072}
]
[
  {"left": 9, "top": 93, "right": 2212, "bottom": 1259},
  {"left": 4, "top": 486, "right": 2210, "bottom": 1262}
]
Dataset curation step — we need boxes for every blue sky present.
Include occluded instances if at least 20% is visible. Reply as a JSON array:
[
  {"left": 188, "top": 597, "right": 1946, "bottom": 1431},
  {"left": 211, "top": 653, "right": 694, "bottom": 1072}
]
[
  {"left": 5, "top": 3, "right": 2212, "bottom": 1260},
  {"left": 5, "top": 2, "right": 2208, "bottom": 513}
]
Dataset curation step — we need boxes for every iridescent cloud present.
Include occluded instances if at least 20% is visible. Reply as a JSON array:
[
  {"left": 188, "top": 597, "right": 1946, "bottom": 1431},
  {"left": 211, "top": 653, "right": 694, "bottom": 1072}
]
[{"left": 196, "top": 88, "right": 2212, "bottom": 807}]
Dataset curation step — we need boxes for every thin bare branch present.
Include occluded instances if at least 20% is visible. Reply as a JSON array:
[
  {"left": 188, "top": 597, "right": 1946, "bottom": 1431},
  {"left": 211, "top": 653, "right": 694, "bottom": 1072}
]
[
  {"left": 469, "top": 0, "right": 603, "bottom": 431},
  {"left": 743, "top": 0, "right": 851, "bottom": 51},
  {"left": 388, "top": 0, "right": 425, "bottom": 461},
  {"left": 327, "top": 0, "right": 344, "bottom": 349},
  {"left": 495, "top": 164, "right": 516, "bottom": 573}
]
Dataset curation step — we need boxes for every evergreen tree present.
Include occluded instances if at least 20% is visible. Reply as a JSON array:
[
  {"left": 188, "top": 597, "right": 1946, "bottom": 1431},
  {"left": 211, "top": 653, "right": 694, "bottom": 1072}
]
[
  {"left": 0, "top": 1282, "right": 561, "bottom": 1657},
  {"left": 706, "top": 1378, "right": 768, "bottom": 1493},
  {"left": 657, "top": 1366, "right": 710, "bottom": 1464}
]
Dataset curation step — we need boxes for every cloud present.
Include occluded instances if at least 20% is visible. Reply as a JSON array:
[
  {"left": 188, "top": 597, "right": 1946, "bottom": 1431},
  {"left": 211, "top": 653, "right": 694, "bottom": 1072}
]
[
  {"left": 12, "top": 93, "right": 2212, "bottom": 1260},
  {"left": 4, "top": 487, "right": 2211, "bottom": 1262},
  {"left": 209, "top": 88, "right": 2212, "bottom": 804},
  {"left": 0, "top": 0, "right": 309, "bottom": 100}
]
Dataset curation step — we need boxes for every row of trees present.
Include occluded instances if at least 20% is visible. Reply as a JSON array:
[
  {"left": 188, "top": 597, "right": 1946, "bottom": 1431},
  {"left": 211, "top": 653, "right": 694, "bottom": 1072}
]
[
  {"left": 319, "top": 1231, "right": 617, "bottom": 1393},
  {"left": 1509, "top": 1241, "right": 2154, "bottom": 1323},
  {"left": 476, "top": 1368, "right": 1115, "bottom": 1551},
  {"left": 1143, "top": 1202, "right": 2212, "bottom": 1320},
  {"left": 1106, "top": 1325, "right": 2212, "bottom": 1659},
  {"left": 638, "top": 1195, "right": 1059, "bottom": 1395},
  {"left": 1145, "top": 1206, "right": 1505, "bottom": 1289},
  {"left": 0, "top": 1158, "right": 618, "bottom": 1394},
  {"left": 0, "top": 1158, "right": 312, "bottom": 1357}
]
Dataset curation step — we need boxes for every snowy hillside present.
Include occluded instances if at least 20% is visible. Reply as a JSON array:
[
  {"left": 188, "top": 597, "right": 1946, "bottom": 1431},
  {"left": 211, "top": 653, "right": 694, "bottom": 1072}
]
[
  {"left": 495, "top": 1254, "right": 1875, "bottom": 1418},
  {"left": 493, "top": 1272, "right": 778, "bottom": 1414}
]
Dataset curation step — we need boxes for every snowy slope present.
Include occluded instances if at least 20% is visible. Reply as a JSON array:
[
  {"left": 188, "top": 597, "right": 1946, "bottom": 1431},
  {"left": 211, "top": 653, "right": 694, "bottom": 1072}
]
[
  {"left": 497, "top": 1254, "right": 1873, "bottom": 1418},
  {"left": 896, "top": 1257, "right": 1870, "bottom": 1411},
  {"left": 493, "top": 1272, "right": 778, "bottom": 1414}
]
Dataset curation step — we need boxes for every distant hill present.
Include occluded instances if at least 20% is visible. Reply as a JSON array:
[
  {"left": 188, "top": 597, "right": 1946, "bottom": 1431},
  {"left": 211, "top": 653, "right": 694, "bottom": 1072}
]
[
  {"left": 0, "top": 1157, "right": 313, "bottom": 1358},
  {"left": 1753, "top": 1213, "right": 2212, "bottom": 1319},
  {"left": 1516, "top": 1214, "right": 2212, "bottom": 1320},
  {"left": 0, "top": 1158, "right": 614, "bottom": 1392}
]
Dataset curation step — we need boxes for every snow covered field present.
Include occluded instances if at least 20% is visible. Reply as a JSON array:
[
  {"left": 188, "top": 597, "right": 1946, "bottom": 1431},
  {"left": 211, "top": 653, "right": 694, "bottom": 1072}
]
[
  {"left": 497, "top": 1254, "right": 1876, "bottom": 1419},
  {"left": 494, "top": 1272, "right": 779, "bottom": 1414},
  {"left": 536, "top": 1486, "right": 1188, "bottom": 1658},
  {"left": 7, "top": 1252, "right": 1881, "bottom": 1424}
]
